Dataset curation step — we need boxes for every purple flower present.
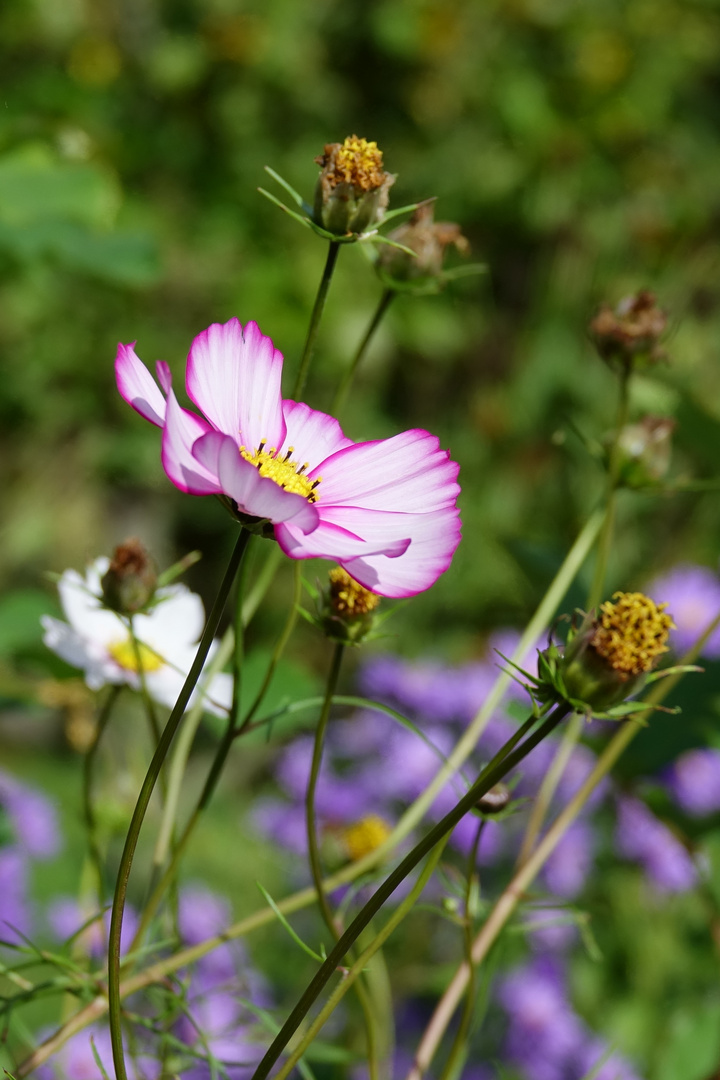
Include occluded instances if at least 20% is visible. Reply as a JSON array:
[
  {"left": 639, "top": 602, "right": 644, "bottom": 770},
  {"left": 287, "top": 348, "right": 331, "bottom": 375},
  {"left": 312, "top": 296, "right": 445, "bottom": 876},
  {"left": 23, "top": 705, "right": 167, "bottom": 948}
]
[
  {"left": 541, "top": 820, "right": 596, "bottom": 899},
  {"left": 645, "top": 564, "right": 720, "bottom": 657},
  {"left": 499, "top": 958, "right": 585, "bottom": 1079},
  {"left": 36, "top": 1025, "right": 160, "bottom": 1080},
  {"left": 664, "top": 747, "right": 720, "bottom": 817},
  {"left": 525, "top": 906, "right": 579, "bottom": 952},
  {"left": 0, "top": 848, "right": 31, "bottom": 942},
  {"left": 46, "top": 897, "right": 138, "bottom": 956},
  {"left": 615, "top": 796, "right": 697, "bottom": 893},
  {"left": 0, "top": 771, "right": 61, "bottom": 860}
]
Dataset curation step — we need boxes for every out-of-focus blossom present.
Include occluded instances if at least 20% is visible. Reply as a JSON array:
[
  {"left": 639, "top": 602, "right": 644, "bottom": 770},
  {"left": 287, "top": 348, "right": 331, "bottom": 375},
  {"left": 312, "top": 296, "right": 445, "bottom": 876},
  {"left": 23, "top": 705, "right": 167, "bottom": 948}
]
[
  {"left": 0, "top": 771, "right": 61, "bottom": 860},
  {"left": 42, "top": 557, "right": 232, "bottom": 714},
  {"left": 0, "top": 847, "right": 31, "bottom": 942},
  {"left": 615, "top": 796, "right": 697, "bottom": 893},
  {"left": 116, "top": 318, "right": 462, "bottom": 598},
  {"left": 36, "top": 1025, "right": 159, "bottom": 1080},
  {"left": 47, "top": 897, "right": 138, "bottom": 957},
  {"left": 645, "top": 564, "right": 720, "bottom": 658},
  {"left": 664, "top": 747, "right": 720, "bottom": 816},
  {"left": 524, "top": 906, "right": 579, "bottom": 953},
  {"left": 541, "top": 820, "right": 596, "bottom": 899}
]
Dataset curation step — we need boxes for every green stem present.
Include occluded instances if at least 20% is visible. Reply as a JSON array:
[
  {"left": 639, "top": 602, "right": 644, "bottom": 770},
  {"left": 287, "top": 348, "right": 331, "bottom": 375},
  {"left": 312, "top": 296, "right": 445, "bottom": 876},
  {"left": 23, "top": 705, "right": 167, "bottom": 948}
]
[
  {"left": 107, "top": 528, "right": 251, "bottom": 1080},
  {"left": 273, "top": 836, "right": 449, "bottom": 1080},
  {"left": 331, "top": 289, "right": 395, "bottom": 415},
  {"left": 516, "top": 710, "right": 584, "bottom": 868},
  {"left": 292, "top": 240, "right": 341, "bottom": 400},
  {"left": 251, "top": 704, "right": 570, "bottom": 1080},
  {"left": 83, "top": 686, "right": 122, "bottom": 903},
  {"left": 587, "top": 368, "right": 630, "bottom": 610}
]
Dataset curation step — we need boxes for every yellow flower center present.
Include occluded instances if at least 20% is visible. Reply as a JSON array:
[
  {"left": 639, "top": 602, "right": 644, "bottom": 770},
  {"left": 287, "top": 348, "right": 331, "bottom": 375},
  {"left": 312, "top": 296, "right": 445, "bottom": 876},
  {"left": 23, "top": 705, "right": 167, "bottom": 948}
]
[
  {"left": 328, "top": 568, "right": 380, "bottom": 616},
  {"left": 239, "top": 441, "right": 321, "bottom": 502},
  {"left": 108, "top": 638, "right": 165, "bottom": 673},
  {"left": 341, "top": 815, "right": 392, "bottom": 862},
  {"left": 591, "top": 591, "right": 674, "bottom": 677},
  {"left": 330, "top": 135, "right": 385, "bottom": 191}
]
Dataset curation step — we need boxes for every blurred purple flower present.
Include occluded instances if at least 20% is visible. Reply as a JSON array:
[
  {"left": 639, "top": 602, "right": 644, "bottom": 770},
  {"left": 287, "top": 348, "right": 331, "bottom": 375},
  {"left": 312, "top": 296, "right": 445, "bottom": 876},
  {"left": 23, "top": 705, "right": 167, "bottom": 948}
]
[
  {"left": 0, "top": 848, "right": 31, "bottom": 943},
  {"left": 664, "top": 747, "right": 720, "bottom": 817},
  {"left": 578, "top": 1038, "right": 644, "bottom": 1080},
  {"left": 0, "top": 771, "right": 61, "bottom": 860},
  {"left": 615, "top": 796, "right": 697, "bottom": 893},
  {"left": 47, "top": 897, "right": 138, "bottom": 956},
  {"left": 36, "top": 1025, "right": 159, "bottom": 1080},
  {"left": 524, "top": 906, "right": 579, "bottom": 953},
  {"left": 646, "top": 564, "right": 720, "bottom": 657},
  {"left": 500, "top": 957, "right": 584, "bottom": 1079},
  {"left": 541, "top": 820, "right": 596, "bottom": 899}
]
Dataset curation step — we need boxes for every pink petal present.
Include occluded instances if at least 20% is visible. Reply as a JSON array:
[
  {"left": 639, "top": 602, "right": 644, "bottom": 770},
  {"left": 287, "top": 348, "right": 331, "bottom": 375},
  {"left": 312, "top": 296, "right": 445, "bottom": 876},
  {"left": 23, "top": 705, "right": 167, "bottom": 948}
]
[
  {"left": 186, "top": 319, "right": 286, "bottom": 450},
  {"left": 199, "top": 433, "right": 319, "bottom": 534},
  {"left": 115, "top": 343, "right": 166, "bottom": 427},
  {"left": 281, "top": 400, "right": 353, "bottom": 470},
  {"left": 161, "top": 388, "right": 222, "bottom": 495},
  {"left": 342, "top": 505, "right": 462, "bottom": 598},
  {"left": 312, "top": 429, "right": 460, "bottom": 513},
  {"left": 276, "top": 506, "right": 413, "bottom": 563},
  {"left": 156, "top": 361, "right": 172, "bottom": 394}
]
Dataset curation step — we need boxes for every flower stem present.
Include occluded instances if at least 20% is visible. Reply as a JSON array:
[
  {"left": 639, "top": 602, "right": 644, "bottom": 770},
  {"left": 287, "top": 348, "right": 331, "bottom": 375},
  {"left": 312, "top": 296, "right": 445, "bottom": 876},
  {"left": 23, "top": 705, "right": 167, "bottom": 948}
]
[
  {"left": 250, "top": 703, "right": 570, "bottom": 1080},
  {"left": 516, "top": 710, "right": 584, "bottom": 868},
  {"left": 331, "top": 288, "right": 395, "bottom": 415},
  {"left": 107, "top": 528, "right": 251, "bottom": 1080},
  {"left": 83, "top": 686, "right": 122, "bottom": 903},
  {"left": 587, "top": 368, "right": 631, "bottom": 611},
  {"left": 293, "top": 240, "right": 341, "bottom": 400}
]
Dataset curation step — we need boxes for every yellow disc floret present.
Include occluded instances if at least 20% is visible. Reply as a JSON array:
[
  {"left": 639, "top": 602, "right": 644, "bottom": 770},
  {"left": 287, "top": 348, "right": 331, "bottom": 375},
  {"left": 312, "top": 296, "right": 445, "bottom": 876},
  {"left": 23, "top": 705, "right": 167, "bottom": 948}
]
[
  {"left": 108, "top": 638, "right": 164, "bottom": 673},
  {"left": 328, "top": 136, "right": 385, "bottom": 191},
  {"left": 591, "top": 591, "right": 674, "bottom": 677},
  {"left": 342, "top": 815, "right": 392, "bottom": 862},
  {"left": 329, "top": 568, "right": 381, "bottom": 616},
  {"left": 239, "top": 441, "right": 321, "bottom": 502}
]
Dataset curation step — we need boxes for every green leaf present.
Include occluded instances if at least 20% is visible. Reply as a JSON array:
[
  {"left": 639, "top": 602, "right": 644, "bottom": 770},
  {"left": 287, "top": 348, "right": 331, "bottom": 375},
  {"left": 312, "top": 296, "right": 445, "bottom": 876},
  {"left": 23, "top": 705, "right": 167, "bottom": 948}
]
[
  {"left": 656, "top": 1001, "right": 720, "bottom": 1080},
  {"left": 263, "top": 166, "right": 307, "bottom": 209},
  {"left": 255, "top": 881, "right": 325, "bottom": 963}
]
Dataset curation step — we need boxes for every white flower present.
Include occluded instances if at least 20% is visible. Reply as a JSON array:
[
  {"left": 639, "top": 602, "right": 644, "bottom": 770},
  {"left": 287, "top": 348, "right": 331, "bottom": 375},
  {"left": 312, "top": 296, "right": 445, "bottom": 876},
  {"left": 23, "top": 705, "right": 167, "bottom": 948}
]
[{"left": 41, "top": 558, "right": 231, "bottom": 716}]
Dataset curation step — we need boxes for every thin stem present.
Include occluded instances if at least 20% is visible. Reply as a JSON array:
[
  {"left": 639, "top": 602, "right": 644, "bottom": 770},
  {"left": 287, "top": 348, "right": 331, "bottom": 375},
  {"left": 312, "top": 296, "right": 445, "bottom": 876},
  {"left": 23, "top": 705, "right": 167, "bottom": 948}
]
[
  {"left": 107, "top": 528, "right": 251, "bottom": 1080},
  {"left": 83, "top": 686, "right": 122, "bottom": 903},
  {"left": 251, "top": 704, "right": 570, "bottom": 1080},
  {"left": 587, "top": 368, "right": 630, "bottom": 610},
  {"left": 516, "top": 710, "right": 584, "bottom": 868},
  {"left": 331, "top": 289, "right": 395, "bottom": 415},
  {"left": 292, "top": 240, "right": 341, "bottom": 400},
  {"left": 273, "top": 836, "right": 449, "bottom": 1080}
]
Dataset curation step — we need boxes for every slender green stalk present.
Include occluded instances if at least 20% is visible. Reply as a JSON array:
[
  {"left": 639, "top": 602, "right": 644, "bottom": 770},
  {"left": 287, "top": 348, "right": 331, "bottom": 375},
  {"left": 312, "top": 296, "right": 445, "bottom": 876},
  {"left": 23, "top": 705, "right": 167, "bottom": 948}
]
[
  {"left": 107, "top": 529, "right": 251, "bottom": 1080},
  {"left": 516, "top": 710, "right": 584, "bottom": 867},
  {"left": 331, "top": 288, "right": 395, "bottom": 415},
  {"left": 251, "top": 704, "right": 570, "bottom": 1080},
  {"left": 303, "top": 643, "right": 381, "bottom": 1080},
  {"left": 587, "top": 369, "right": 630, "bottom": 610},
  {"left": 83, "top": 686, "right": 122, "bottom": 902},
  {"left": 293, "top": 240, "right": 341, "bottom": 400},
  {"left": 273, "top": 836, "right": 450, "bottom": 1080}
]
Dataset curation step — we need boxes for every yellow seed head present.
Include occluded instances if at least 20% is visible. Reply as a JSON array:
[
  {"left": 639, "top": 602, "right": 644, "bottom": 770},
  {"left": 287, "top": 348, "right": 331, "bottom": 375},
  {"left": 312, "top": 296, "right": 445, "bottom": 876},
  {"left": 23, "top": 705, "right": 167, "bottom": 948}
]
[
  {"left": 590, "top": 591, "right": 674, "bottom": 677},
  {"left": 329, "top": 568, "right": 381, "bottom": 617},
  {"left": 323, "top": 135, "right": 385, "bottom": 191},
  {"left": 342, "top": 815, "right": 392, "bottom": 862}
]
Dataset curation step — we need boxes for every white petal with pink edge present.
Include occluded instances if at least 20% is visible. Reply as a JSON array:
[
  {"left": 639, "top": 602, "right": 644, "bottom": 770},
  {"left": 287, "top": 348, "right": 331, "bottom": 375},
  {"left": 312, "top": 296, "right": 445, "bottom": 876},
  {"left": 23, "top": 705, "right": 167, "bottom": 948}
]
[
  {"left": 161, "top": 389, "right": 222, "bottom": 496},
  {"left": 276, "top": 506, "right": 413, "bottom": 563},
  {"left": 311, "top": 429, "right": 460, "bottom": 513},
  {"left": 196, "top": 432, "right": 320, "bottom": 534},
  {"left": 342, "top": 505, "right": 462, "bottom": 598},
  {"left": 186, "top": 319, "right": 286, "bottom": 450},
  {"left": 282, "top": 400, "right": 353, "bottom": 470},
  {"left": 115, "top": 343, "right": 167, "bottom": 427}
]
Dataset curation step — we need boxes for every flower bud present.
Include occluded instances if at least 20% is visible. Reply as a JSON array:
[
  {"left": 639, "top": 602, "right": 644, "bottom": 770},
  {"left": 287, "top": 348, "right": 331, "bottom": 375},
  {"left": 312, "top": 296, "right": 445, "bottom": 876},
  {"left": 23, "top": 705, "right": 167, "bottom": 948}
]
[
  {"left": 559, "top": 592, "right": 674, "bottom": 710},
  {"left": 100, "top": 538, "right": 157, "bottom": 614},
  {"left": 313, "top": 135, "right": 395, "bottom": 237},
  {"left": 614, "top": 415, "right": 676, "bottom": 487},
  {"left": 589, "top": 290, "right": 667, "bottom": 372},
  {"left": 376, "top": 200, "right": 469, "bottom": 289},
  {"left": 476, "top": 782, "right": 510, "bottom": 815},
  {"left": 321, "top": 567, "right": 381, "bottom": 644}
]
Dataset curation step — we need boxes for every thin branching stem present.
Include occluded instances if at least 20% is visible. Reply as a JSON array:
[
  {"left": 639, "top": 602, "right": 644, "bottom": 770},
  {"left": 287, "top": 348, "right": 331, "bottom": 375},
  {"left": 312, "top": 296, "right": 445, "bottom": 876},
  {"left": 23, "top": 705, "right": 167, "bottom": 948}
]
[
  {"left": 293, "top": 240, "right": 341, "bottom": 400},
  {"left": 331, "top": 288, "right": 395, "bottom": 415}
]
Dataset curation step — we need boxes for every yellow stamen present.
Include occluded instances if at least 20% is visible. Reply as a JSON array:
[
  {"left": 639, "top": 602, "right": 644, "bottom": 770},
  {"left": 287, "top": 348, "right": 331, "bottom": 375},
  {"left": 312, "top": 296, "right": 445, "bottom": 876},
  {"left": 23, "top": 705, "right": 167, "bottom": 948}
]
[
  {"left": 591, "top": 591, "right": 674, "bottom": 677},
  {"left": 239, "top": 443, "right": 320, "bottom": 502},
  {"left": 329, "top": 568, "right": 380, "bottom": 616},
  {"left": 329, "top": 135, "right": 385, "bottom": 191},
  {"left": 108, "top": 638, "right": 164, "bottom": 673},
  {"left": 341, "top": 815, "right": 392, "bottom": 862}
]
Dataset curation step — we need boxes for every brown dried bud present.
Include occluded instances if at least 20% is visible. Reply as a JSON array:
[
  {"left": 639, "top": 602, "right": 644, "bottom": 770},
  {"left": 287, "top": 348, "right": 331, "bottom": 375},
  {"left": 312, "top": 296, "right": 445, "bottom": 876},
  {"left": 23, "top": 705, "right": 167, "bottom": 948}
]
[
  {"left": 377, "top": 200, "right": 470, "bottom": 288},
  {"left": 313, "top": 135, "right": 395, "bottom": 236},
  {"left": 100, "top": 538, "right": 157, "bottom": 614},
  {"left": 589, "top": 291, "right": 667, "bottom": 371},
  {"left": 615, "top": 415, "right": 676, "bottom": 487},
  {"left": 476, "top": 782, "right": 510, "bottom": 815}
]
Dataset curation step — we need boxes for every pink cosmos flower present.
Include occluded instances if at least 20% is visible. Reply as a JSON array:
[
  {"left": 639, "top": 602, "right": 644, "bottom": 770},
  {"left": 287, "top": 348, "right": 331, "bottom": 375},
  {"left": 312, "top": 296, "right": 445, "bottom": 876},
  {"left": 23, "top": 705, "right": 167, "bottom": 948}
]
[{"left": 116, "top": 318, "right": 461, "bottom": 598}]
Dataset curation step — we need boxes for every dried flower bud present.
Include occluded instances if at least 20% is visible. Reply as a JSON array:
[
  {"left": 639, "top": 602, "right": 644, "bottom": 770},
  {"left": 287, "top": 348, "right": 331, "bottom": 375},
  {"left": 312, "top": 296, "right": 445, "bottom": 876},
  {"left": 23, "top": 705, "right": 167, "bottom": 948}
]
[
  {"left": 560, "top": 592, "right": 674, "bottom": 710},
  {"left": 100, "top": 538, "right": 157, "bottom": 614},
  {"left": 377, "top": 200, "right": 470, "bottom": 289},
  {"left": 614, "top": 415, "right": 676, "bottom": 487},
  {"left": 476, "top": 782, "right": 510, "bottom": 815},
  {"left": 589, "top": 291, "right": 667, "bottom": 372},
  {"left": 321, "top": 567, "right": 381, "bottom": 644},
  {"left": 313, "top": 135, "right": 395, "bottom": 237}
]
